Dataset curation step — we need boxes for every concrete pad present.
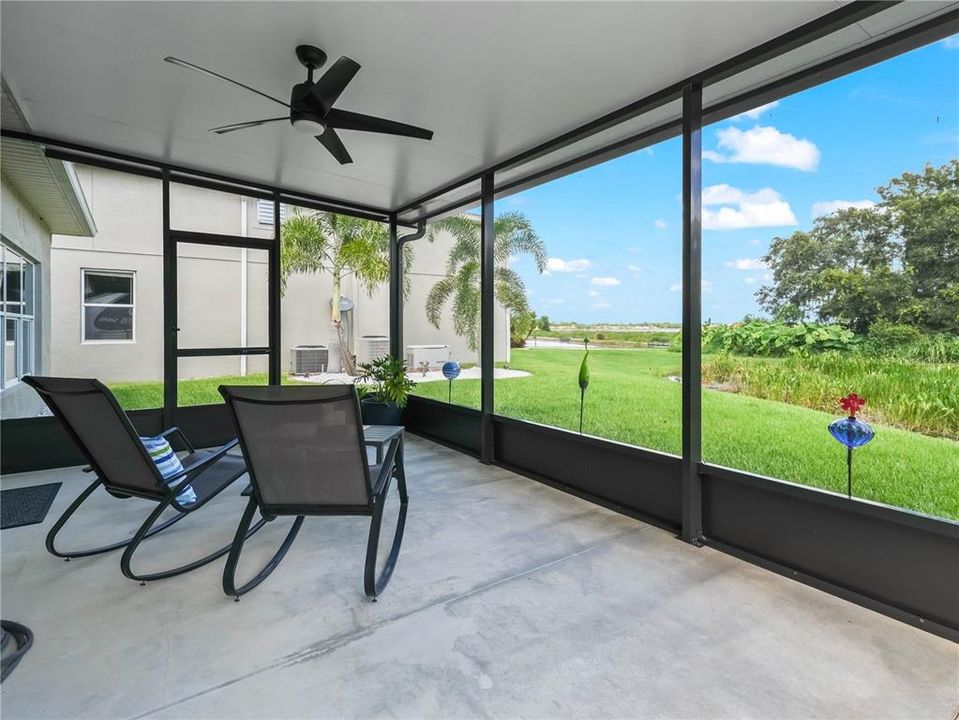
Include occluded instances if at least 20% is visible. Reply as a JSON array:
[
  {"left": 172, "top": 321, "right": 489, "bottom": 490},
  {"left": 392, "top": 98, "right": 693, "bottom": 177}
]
[{"left": 1, "top": 437, "right": 955, "bottom": 719}]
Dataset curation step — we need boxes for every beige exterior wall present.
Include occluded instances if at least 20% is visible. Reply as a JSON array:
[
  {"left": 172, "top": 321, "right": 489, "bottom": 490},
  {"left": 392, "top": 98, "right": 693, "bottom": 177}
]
[
  {"left": 48, "top": 166, "right": 509, "bottom": 386},
  {"left": 1, "top": 177, "right": 52, "bottom": 417}
]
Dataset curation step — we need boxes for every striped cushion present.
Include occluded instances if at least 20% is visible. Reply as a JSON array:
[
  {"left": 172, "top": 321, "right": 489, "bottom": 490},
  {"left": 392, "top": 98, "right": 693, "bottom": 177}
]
[{"left": 139, "top": 436, "right": 197, "bottom": 505}]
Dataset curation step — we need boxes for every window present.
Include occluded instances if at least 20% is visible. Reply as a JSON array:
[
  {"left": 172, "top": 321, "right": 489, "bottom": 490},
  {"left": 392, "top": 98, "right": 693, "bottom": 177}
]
[
  {"left": 700, "top": 38, "right": 958, "bottom": 520},
  {"left": 82, "top": 269, "right": 134, "bottom": 342},
  {"left": 1, "top": 241, "right": 36, "bottom": 388},
  {"left": 257, "top": 199, "right": 287, "bottom": 226},
  {"left": 490, "top": 129, "right": 683, "bottom": 455},
  {"left": 401, "top": 182, "right": 484, "bottom": 409}
]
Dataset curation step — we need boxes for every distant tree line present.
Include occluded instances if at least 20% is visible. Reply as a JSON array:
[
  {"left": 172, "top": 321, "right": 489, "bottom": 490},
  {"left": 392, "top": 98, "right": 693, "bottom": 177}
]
[{"left": 758, "top": 160, "right": 958, "bottom": 334}]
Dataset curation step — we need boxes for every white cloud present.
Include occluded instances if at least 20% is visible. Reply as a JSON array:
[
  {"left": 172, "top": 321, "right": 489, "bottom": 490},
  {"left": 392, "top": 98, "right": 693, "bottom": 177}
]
[
  {"left": 626, "top": 264, "right": 641, "bottom": 274},
  {"left": 591, "top": 277, "right": 621, "bottom": 287},
  {"left": 703, "top": 184, "right": 782, "bottom": 206},
  {"left": 588, "top": 290, "right": 601, "bottom": 298},
  {"left": 702, "top": 184, "right": 798, "bottom": 230},
  {"left": 545, "top": 257, "right": 590, "bottom": 273},
  {"left": 941, "top": 35, "right": 959, "bottom": 49},
  {"left": 811, "top": 199, "right": 875, "bottom": 217},
  {"left": 654, "top": 219, "right": 668, "bottom": 230},
  {"left": 704, "top": 125, "right": 820, "bottom": 171},
  {"left": 542, "top": 298, "right": 565, "bottom": 305},
  {"left": 591, "top": 302, "right": 611, "bottom": 309},
  {"left": 725, "top": 257, "right": 768, "bottom": 271},
  {"left": 745, "top": 277, "right": 757, "bottom": 285},
  {"left": 732, "top": 101, "right": 780, "bottom": 121}
]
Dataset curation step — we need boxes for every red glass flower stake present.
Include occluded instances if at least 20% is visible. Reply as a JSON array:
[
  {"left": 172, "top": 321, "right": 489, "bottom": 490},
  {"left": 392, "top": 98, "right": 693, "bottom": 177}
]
[{"left": 828, "top": 393, "right": 875, "bottom": 499}]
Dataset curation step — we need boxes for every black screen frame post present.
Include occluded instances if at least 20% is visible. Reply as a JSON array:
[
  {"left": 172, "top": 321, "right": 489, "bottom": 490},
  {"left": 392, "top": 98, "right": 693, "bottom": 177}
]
[
  {"left": 480, "top": 172, "right": 495, "bottom": 464},
  {"left": 269, "top": 192, "right": 282, "bottom": 385},
  {"left": 161, "top": 169, "right": 177, "bottom": 427},
  {"left": 681, "top": 81, "right": 704, "bottom": 546}
]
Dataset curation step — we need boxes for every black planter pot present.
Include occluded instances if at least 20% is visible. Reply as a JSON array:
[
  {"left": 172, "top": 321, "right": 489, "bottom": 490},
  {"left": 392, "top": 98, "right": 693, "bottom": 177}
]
[{"left": 360, "top": 398, "right": 404, "bottom": 426}]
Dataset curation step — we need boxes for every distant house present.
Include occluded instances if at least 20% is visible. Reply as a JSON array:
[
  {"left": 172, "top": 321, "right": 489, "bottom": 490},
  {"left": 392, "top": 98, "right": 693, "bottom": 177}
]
[
  {"left": 1, "top": 80, "right": 96, "bottom": 418},
  {"left": 2, "top": 152, "right": 509, "bottom": 417}
]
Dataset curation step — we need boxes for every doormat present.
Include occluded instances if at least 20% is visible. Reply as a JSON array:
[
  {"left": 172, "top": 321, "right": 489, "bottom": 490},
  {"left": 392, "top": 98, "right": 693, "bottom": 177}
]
[{"left": 1, "top": 483, "right": 61, "bottom": 530}]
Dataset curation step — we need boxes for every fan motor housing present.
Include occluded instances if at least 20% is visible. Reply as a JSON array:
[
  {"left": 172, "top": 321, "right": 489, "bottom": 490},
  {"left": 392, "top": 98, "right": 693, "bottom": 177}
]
[{"left": 290, "top": 83, "right": 327, "bottom": 134}]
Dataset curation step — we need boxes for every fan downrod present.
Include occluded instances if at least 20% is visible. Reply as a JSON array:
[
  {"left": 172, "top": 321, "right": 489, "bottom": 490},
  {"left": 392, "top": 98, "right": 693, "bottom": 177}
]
[{"left": 295, "top": 45, "right": 328, "bottom": 72}]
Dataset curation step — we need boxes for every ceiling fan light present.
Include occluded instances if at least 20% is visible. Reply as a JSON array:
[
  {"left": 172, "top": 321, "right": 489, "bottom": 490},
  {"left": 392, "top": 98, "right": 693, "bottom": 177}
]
[{"left": 292, "top": 117, "right": 326, "bottom": 135}]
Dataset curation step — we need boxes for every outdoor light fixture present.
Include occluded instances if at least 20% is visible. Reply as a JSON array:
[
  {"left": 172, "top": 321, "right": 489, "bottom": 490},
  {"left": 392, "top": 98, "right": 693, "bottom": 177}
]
[{"left": 291, "top": 116, "right": 327, "bottom": 135}]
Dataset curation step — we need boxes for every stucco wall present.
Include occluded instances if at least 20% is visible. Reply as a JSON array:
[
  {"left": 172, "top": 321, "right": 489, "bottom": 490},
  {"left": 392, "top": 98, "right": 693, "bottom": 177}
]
[
  {"left": 47, "top": 166, "right": 510, "bottom": 388},
  {"left": 1, "top": 176, "right": 53, "bottom": 418}
]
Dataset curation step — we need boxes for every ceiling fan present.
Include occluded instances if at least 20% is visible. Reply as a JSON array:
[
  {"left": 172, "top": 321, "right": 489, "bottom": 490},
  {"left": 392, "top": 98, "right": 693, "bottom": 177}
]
[{"left": 164, "top": 45, "right": 433, "bottom": 165}]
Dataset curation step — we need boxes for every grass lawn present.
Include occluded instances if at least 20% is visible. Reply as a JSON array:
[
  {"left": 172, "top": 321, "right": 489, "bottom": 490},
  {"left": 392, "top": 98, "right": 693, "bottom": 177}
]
[
  {"left": 412, "top": 348, "right": 959, "bottom": 520},
  {"left": 109, "top": 373, "right": 310, "bottom": 409}
]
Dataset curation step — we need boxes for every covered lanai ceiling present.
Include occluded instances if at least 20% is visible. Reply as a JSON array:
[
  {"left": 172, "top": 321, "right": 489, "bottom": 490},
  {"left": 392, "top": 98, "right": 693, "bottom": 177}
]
[{"left": 1, "top": 2, "right": 956, "bottom": 215}]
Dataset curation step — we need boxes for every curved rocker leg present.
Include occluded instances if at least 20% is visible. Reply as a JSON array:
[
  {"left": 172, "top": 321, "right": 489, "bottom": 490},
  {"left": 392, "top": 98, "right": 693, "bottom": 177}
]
[
  {"left": 120, "top": 496, "right": 268, "bottom": 584},
  {"left": 364, "top": 470, "right": 409, "bottom": 601},
  {"left": 222, "top": 497, "right": 304, "bottom": 600},
  {"left": 46, "top": 478, "right": 188, "bottom": 560}
]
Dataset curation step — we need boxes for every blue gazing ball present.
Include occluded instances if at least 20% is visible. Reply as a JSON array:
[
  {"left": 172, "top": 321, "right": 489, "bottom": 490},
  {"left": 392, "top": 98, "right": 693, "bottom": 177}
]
[{"left": 442, "top": 361, "right": 461, "bottom": 380}]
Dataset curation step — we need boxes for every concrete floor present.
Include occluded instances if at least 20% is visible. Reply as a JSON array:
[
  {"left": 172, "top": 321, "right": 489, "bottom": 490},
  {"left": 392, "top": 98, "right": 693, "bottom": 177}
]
[{"left": 1, "top": 436, "right": 956, "bottom": 719}]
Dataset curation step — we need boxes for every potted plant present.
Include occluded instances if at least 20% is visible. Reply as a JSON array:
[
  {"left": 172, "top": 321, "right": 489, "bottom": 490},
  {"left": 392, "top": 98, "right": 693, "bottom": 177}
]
[{"left": 356, "top": 355, "right": 416, "bottom": 425}]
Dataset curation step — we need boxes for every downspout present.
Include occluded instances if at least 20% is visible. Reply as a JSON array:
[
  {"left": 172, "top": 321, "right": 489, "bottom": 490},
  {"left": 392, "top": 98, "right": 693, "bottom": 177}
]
[
  {"left": 390, "top": 220, "right": 426, "bottom": 363},
  {"left": 239, "top": 199, "right": 248, "bottom": 376}
]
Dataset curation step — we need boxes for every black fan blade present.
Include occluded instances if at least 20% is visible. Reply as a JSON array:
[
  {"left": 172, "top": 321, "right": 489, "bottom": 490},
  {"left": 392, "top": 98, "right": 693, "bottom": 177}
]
[
  {"left": 164, "top": 57, "right": 290, "bottom": 109},
  {"left": 326, "top": 109, "right": 433, "bottom": 140},
  {"left": 209, "top": 117, "right": 288, "bottom": 134},
  {"left": 316, "top": 128, "right": 353, "bottom": 165},
  {"left": 308, "top": 56, "right": 361, "bottom": 112}
]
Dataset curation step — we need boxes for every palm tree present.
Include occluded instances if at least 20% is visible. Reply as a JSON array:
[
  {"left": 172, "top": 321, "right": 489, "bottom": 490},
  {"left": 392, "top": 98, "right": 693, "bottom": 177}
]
[
  {"left": 425, "top": 212, "right": 547, "bottom": 351},
  {"left": 280, "top": 210, "right": 411, "bottom": 373}
]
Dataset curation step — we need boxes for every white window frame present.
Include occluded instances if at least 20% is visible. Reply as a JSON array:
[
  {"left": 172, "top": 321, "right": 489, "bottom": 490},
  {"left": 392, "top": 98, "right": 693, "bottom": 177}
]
[
  {"left": 256, "top": 199, "right": 287, "bottom": 226},
  {"left": 1, "top": 241, "right": 37, "bottom": 390},
  {"left": 81, "top": 268, "right": 136, "bottom": 344}
]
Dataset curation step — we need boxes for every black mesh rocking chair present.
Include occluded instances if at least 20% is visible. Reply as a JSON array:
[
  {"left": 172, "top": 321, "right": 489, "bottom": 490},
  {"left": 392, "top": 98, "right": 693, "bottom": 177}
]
[
  {"left": 22, "top": 376, "right": 266, "bottom": 583},
  {"left": 219, "top": 384, "right": 409, "bottom": 601}
]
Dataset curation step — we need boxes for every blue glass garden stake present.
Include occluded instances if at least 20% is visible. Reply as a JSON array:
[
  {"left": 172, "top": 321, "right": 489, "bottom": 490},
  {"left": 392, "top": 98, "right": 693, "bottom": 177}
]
[
  {"left": 828, "top": 393, "right": 875, "bottom": 499},
  {"left": 442, "top": 360, "right": 461, "bottom": 404}
]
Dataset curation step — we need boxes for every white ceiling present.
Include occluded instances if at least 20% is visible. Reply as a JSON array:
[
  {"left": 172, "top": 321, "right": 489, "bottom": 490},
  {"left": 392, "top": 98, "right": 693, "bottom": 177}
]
[{"left": 0, "top": 1, "right": 924, "bottom": 213}]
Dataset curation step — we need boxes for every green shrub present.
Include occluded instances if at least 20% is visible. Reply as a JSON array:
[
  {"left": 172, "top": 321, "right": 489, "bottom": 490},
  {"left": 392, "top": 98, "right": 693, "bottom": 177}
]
[
  {"left": 897, "top": 334, "right": 959, "bottom": 363},
  {"left": 702, "top": 320, "right": 859, "bottom": 357},
  {"left": 866, "top": 321, "right": 923, "bottom": 350},
  {"left": 701, "top": 351, "right": 959, "bottom": 439}
]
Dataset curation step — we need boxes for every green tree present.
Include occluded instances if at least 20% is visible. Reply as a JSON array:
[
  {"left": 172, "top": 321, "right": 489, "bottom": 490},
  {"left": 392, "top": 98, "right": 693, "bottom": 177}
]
[
  {"left": 280, "top": 210, "right": 412, "bottom": 372},
  {"left": 757, "top": 160, "right": 958, "bottom": 333},
  {"left": 537, "top": 315, "right": 551, "bottom": 331},
  {"left": 880, "top": 161, "right": 959, "bottom": 332},
  {"left": 425, "top": 212, "right": 547, "bottom": 350},
  {"left": 510, "top": 309, "right": 538, "bottom": 348}
]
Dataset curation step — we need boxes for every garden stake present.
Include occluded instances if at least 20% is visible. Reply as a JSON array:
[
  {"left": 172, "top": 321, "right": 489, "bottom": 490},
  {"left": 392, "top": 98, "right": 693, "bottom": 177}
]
[
  {"left": 578, "top": 338, "right": 590, "bottom": 434},
  {"left": 828, "top": 393, "right": 875, "bottom": 499},
  {"left": 442, "top": 360, "right": 461, "bottom": 405}
]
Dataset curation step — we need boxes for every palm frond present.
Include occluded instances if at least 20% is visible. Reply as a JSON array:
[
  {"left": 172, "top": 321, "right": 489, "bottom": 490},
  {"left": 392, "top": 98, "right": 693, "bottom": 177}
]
[
  {"left": 425, "top": 275, "right": 457, "bottom": 329},
  {"left": 494, "top": 266, "right": 529, "bottom": 314}
]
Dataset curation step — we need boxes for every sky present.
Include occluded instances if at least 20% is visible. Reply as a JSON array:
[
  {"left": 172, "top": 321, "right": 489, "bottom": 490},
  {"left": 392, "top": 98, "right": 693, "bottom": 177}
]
[{"left": 499, "top": 36, "right": 959, "bottom": 325}]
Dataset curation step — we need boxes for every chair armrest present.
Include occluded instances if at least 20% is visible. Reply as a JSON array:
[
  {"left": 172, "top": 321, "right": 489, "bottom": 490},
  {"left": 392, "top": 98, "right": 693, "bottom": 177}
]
[
  {"left": 159, "top": 426, "right": 197, "bottom": 454},
  {"left": 165, "top": 438, "right": 241, "bottom": 492},
  {"left": 370, "top": 436, "right": 402, "bottom": 497},
  {"left": 363, "top": 426, "right": 403, "bottom": 446}
]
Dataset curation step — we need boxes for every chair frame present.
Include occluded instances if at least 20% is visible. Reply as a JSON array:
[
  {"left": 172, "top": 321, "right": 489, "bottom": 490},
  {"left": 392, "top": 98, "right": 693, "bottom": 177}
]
[
  {"left": 219, "top": 387, "right": 409, "bottom": 602},
  {"left": 23, "top": 376, "right": 266, "bottom": 583}
]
